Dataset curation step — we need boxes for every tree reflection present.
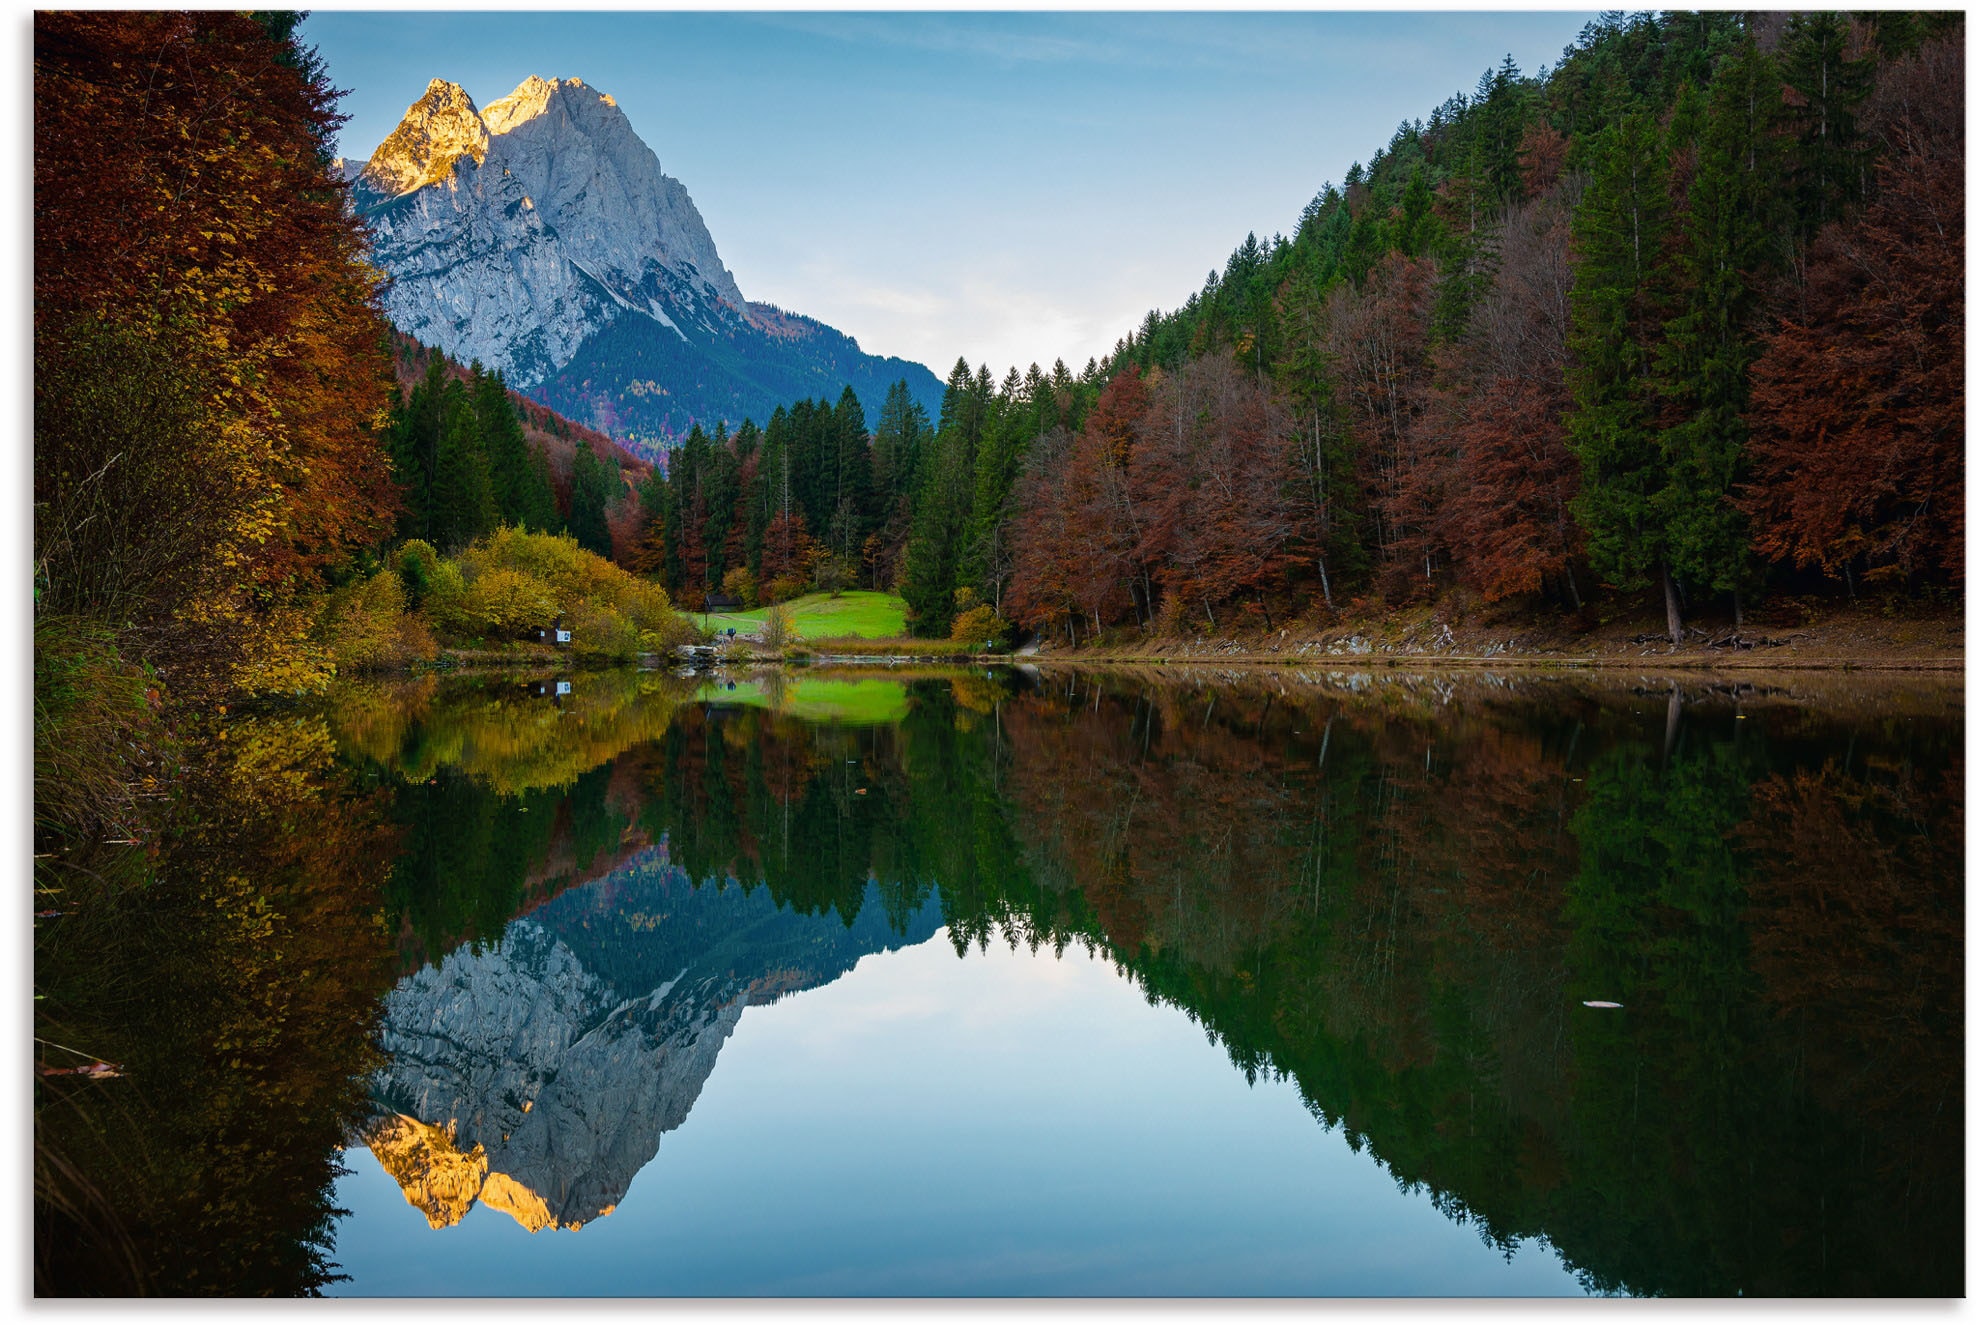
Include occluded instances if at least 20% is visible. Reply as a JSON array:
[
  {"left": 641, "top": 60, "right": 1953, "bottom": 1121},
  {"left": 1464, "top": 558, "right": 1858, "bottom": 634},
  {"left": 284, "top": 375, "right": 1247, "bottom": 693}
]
[
  {"left": 348, "top": 667, "right": 1961, "bottom": 1295},
  {"left": 35, "top": 714, "right": 398, "bottom": 1294},
  {"left": 39, "top": 667, "right": 1957, "bottom": 1295}
]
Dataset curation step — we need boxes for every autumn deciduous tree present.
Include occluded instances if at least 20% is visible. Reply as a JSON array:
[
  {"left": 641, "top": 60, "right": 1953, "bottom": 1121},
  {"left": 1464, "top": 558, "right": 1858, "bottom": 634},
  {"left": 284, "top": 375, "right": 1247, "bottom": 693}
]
[
  {"left": 1004, "top": 427, "right": 1080, "bottom": 635},
  {"left": 1321, "top": 252, "right": 1440, "bottom": 593},
  {"left": 1133, "top": 354, "right": 1308, "bottom": 626},
  {"left": 1742, "top": 41, "right": 1965, "bottom": 590},
  {"left": 758, "top": 510, "right": 818, "bottom": 601},
  {"left": 1006, "top": 369, "right": 1148, "bottom": 640},
  {"left": 35, "top": 11, "right": 400, "bottom": 694},
  {"left": 1434, "top": 189, "right": 1585, "bottom": 605}
]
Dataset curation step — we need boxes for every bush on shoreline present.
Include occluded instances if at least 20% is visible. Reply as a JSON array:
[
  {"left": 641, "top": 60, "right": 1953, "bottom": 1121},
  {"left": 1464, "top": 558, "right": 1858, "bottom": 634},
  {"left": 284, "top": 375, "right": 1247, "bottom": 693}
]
[{"left": 322, "top": 528, "right": 692, "bottom": 672}]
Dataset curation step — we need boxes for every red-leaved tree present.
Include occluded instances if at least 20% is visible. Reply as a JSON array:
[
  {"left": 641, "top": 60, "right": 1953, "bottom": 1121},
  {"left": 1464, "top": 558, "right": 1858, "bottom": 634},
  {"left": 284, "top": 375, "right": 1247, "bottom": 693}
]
[{"left": 1741, "top": 40, "right": 1964, "bottom": 589}]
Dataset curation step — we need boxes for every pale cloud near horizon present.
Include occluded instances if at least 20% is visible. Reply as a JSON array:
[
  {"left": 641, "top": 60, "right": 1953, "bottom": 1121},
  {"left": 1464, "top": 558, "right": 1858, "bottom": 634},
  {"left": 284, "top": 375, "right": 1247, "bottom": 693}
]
[{"left": 783, "top": 256, "right": 1141, "bottom": 380}]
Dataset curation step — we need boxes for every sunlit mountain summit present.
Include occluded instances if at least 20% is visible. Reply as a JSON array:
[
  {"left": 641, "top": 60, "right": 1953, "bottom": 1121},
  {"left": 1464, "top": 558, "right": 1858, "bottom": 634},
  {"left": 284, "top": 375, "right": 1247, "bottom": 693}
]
[{"left": 351, "top": 75, "right": 940, "bottom": 449}]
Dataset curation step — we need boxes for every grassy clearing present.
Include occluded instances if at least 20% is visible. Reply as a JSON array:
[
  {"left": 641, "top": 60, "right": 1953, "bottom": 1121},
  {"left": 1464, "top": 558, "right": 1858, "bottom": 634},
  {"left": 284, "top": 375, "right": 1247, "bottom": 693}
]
[
  {"left": 693, "top": 591, "right": 908, "bottom": 641},
  {"left": 695, "top": 676, "right": 910, "bottom": 725}
]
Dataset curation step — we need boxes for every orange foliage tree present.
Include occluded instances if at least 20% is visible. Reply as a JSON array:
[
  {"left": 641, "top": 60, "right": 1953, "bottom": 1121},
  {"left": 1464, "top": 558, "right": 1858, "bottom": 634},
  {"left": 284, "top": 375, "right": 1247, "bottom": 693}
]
[
  {"left": 35, "top": 12, "right": 399, "bottom": 693},
  {"left": 1431, "top": 190, "right": 1586, "bottom": 606},
  {"left": 1133, "top": 354, "right": 1310, "bottom": 627},
  {"left": 1320, "top": 253, "right": 1440, "bottom": 595},
  {"left": 1741, "top": 42, "right": 1965, "bottom": 590},
  {"left": 1007, "top": 369, "right": 1149, "bottom": 639}
]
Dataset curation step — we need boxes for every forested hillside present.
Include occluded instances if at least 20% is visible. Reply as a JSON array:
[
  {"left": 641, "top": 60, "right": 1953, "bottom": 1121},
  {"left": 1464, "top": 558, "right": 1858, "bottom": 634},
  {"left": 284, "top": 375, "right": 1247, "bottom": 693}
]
[
  {"left": 640, "top": 11, "right": 1962, "bottom": 643},
  {"left": 1032, "top": 10, "right": 1964, "bottom": 645},
  {"left": 382, "top": 334, "right": 653, "bottom": 565}
]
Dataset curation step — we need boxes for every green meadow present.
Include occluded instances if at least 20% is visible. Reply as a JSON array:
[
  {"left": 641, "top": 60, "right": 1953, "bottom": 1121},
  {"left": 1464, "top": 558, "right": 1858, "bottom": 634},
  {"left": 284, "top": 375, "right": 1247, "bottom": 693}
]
[{"left": 692, "top": 591, "right": 908, "bottom": 641}]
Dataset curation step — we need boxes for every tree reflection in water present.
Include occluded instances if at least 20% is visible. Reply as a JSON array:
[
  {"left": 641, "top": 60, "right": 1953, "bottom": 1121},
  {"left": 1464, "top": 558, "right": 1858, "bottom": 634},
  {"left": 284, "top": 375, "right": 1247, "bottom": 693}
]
[{"left": 36, "top": 667, "right": 1963, "bottom": 1295}]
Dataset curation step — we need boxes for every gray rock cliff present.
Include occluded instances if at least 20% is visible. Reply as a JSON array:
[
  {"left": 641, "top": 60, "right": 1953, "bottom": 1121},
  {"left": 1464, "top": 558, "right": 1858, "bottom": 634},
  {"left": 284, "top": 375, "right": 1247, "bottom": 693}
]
[{"left": 355, "top": 76, "right": 744, "bottom": 389}]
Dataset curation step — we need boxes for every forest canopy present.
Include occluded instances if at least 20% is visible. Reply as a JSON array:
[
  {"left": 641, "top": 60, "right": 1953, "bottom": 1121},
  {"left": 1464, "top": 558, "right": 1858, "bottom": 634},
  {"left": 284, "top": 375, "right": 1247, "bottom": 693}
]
[{"left": 621, "top": 11, "right": 1963, "bottom": 643}]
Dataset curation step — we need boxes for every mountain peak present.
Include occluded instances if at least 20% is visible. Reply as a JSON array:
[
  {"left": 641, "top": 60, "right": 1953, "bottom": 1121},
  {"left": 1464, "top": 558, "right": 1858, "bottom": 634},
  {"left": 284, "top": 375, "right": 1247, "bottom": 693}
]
[
  {"left": 360, "top": 78, "right": 488, "bottom": 196},
  {"left": 355, "top": 71, "right": 943, "bottom": 439},
  {"left": 483, "top": 75, "right": 621, "bottom": 138}
]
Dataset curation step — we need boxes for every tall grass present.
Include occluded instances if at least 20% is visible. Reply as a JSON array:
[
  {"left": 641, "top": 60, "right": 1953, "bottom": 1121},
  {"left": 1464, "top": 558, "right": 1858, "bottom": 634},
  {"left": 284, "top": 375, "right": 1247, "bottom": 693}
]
[{"left": 34, "top": 615, "right": 160, "bottom": 848}]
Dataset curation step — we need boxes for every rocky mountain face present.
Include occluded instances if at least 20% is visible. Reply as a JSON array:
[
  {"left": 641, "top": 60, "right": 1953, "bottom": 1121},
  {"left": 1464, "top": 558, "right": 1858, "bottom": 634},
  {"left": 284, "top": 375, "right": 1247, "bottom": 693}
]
[
  {"left": 363, "top": 847, "right": 942, "bottom": 1233},
  {"left": 354, "top": 77, "right": 940, "bottom": 450}
]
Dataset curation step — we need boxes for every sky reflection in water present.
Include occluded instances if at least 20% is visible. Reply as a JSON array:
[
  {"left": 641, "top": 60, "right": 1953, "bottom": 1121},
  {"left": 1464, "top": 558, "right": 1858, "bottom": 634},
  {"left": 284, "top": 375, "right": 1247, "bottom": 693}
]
[
  {"left": 315, "top": 667, "right": 1960, "bottom": 1297},
  {"left": 332, "top": 925, "right": 1586, "bottom": 1296}
]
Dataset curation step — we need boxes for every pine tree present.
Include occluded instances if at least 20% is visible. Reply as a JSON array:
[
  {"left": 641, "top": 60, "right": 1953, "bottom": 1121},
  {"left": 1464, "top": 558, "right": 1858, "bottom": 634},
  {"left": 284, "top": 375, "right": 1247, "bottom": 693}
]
[
  {"left": 701, "top": 421, "right": 742, "bottom": 590},
  {"left": 1781, "top": 11, "right": 1874, "bottom": 239},
  {"left": 1653, "top": 37, "right": 1787, "bottom": 621},
  {"left": 471, "top": 364, "right": 555, "bottom": 531},
  {"left": 828, "top": 385, "right": 873, "bottom": 563},
  {"left": 900, "top": 359, "right": 983, "bottom": 636},
  {"left": 960, "top": 366, "right": 1030, "bottom": 612},
  {"left": 431, "top": 384, "right": 497, "bottom": 551},
  {"left": 568, "top": 438, "right": 615, "bottom": 559},
  {"left": 1565, "top": 111, "right": 1682, "bottom": 638},
  {"left": 389, "top": 357, "right": 449, "bottom": 543}
]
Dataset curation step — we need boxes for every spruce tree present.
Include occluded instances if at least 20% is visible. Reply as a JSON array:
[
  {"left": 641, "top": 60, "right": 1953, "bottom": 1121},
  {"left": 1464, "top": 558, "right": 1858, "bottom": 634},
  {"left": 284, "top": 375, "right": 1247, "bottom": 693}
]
[
  {"left": 389, "top": 356, "right": 449, "bottom": 543},
  {"left": 961, "top": 366, "right": 1028, "bottom": 612},
  {"left": 900, "top": 359, "right": 981, "bottom": 636},
  {"left": 702, "top": 421, "right": 740, "bottom": 588},
  {"left": 1565, "top": 111, "right": 1682, "bottom": 638},
  {"left": 1780, "top": 11, "right": 1874, "bottom": 239},
  {"left": 871, "top": 380, "right": 928, "bottom": 516},
  {"left": 568, "top": 438, "right": 614, "bottom": 558},
  {"left": 1654, "top": 36, "right": 1787, "bottom": 622},
  {"left": 471, "top": 365, "right": 554, "bottom": 530},
  {"left": 432, "top": 386, "right": 497, "bottom": 551},
  {"left": 829, "top": 385, "right": 873, "bottom": 563}
]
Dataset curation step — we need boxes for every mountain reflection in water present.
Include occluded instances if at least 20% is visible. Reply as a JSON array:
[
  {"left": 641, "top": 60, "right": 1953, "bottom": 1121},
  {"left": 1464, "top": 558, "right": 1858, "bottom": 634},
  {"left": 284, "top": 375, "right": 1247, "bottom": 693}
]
[
  {"left": 366, "top": 861, "right": 940, "bottom": 1233},
  {"left": 35, "top": 665, "right": 1962, "bottom": 1295},
  {"left": 330, "top": 667, "right": 1961, "bottom": 1296}
]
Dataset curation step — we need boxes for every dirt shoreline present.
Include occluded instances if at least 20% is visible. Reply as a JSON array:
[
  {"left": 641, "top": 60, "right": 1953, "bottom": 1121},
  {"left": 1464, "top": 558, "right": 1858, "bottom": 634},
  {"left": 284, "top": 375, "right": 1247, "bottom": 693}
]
[
  {"left": 1007, "top": 598, "right": 1965, "bottom": 675},
  {"left": 379, "top": 600, "right": 1962, "bottom": 677},
  {"left": 1018, "top": 652, "right": 1962, "bottom": 672}
]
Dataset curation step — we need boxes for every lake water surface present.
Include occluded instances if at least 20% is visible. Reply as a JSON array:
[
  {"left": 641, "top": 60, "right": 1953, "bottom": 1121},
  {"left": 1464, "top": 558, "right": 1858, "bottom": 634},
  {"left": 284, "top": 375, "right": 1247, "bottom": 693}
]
[{"left": 34, "top": 665, "right": 1964, "bottom": 1296}]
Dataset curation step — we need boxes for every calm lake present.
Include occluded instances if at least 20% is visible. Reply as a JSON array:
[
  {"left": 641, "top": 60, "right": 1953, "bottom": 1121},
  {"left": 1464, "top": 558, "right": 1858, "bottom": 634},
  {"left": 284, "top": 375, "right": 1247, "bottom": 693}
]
[{"left": 34, "top": 665, "right": 1964, "bottom": 1296}]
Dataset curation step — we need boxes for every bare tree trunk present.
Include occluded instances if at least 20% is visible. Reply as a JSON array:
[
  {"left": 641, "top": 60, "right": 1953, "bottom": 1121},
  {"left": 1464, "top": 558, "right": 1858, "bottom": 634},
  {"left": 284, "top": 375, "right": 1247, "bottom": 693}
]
[
  {"left": 1662, "top": 562, "right": 1685, "bottom": 645},
  {"left": 1565, "top": 562, "right": 1583, "bottom": 613},
  {"left": 1318, "top": 557, "right": 1334, "bottom": 611}
]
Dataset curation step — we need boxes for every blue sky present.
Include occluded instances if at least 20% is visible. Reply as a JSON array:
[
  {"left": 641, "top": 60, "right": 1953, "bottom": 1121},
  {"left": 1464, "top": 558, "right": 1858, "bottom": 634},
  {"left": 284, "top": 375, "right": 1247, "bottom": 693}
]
[{"left": 304, "top": 10, "right": 1599, "bottom": 379}]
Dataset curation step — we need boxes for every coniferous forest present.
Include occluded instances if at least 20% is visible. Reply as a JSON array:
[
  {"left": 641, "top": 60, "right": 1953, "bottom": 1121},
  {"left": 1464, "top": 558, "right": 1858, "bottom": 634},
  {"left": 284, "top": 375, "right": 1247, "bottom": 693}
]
[{"left": 636, "top": 11, "right": 1963, "bottom": 644}]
